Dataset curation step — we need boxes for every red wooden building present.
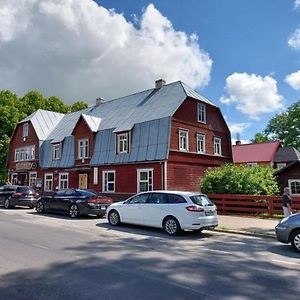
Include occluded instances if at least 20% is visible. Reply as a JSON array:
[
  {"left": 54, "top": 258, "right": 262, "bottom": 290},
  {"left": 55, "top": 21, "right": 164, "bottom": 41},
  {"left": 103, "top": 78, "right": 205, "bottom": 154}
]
[{"left": 7, "top": 80, "right": 232, "bottom": 199}]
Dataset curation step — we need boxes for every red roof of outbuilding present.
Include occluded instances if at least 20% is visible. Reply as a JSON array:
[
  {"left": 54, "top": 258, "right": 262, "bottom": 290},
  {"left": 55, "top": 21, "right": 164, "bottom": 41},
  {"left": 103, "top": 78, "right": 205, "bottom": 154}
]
[{"left": 232, "top": 141, "right": 281, "bottom": 163}]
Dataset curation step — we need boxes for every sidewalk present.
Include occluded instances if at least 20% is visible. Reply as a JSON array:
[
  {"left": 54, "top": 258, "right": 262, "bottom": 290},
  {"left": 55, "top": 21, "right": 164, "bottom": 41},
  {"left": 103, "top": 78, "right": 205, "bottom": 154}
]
[{"left": 215, "top": 215, "right": 280, "bottom": 238}]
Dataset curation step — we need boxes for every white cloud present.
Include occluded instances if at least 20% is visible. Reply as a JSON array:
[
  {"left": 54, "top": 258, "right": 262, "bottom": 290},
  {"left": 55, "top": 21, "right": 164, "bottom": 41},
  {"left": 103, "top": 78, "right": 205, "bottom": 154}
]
[
  {"left": 285, "top": 70, "right": 300, "bottom": 91},
  {"left": 220, "top": 72, "right": 284, "bottom": 119},
  {"left": 288, "top": 28, "right": 300, "bottom": 49},
  {"left": 228, "top": 122, "right": 250, "bottom": 135},
  {"left": 295, "top": 0, "right": 300, "bottom": 11},
  {"left": 0, "top": 0, "right": 212, "bottom": 104}
]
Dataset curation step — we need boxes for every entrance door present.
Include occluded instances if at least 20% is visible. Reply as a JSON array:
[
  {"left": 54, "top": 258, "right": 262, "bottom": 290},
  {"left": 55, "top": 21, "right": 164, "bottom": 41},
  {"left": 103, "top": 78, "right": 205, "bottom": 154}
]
[
  {"left": 79, "top": 174, "right": 88, "bottom": 189},
  {"left": 19, "top": 173, "right": 28, "bottom": 185}
]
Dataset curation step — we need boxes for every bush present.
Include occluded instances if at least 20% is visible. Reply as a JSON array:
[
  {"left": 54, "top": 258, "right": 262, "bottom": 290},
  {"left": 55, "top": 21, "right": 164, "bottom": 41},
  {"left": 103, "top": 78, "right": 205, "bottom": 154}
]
[{"left": 200, "top": 164, "right": 279, "bottom": 195}]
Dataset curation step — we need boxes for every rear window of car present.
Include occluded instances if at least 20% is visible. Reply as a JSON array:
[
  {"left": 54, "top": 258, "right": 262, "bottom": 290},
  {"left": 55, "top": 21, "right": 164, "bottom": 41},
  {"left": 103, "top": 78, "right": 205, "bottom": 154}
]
[
  {"left": 16, "top": 186, "right": 35, "bottom": 193},
  {"left": 77, "top": 190, "right": 97, "bottom": 197},
  {"left": 190, "top": 195, "right": 214, "bottom": 206},
  {"left": 3, "top": 185, "right": 17, "bottom": 192}
]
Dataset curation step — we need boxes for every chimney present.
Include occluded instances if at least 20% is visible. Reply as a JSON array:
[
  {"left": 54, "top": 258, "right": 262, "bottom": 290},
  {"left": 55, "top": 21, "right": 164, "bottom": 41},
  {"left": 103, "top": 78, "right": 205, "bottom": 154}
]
[
  {"left": 235, "top": 140, "right": 241, "bottom": 145},
  {"left": 155, "top": 79, "right": 166, "bottom": 89},
  {"left": 96, "top": 97, "right": 105, "bottom": 106}
]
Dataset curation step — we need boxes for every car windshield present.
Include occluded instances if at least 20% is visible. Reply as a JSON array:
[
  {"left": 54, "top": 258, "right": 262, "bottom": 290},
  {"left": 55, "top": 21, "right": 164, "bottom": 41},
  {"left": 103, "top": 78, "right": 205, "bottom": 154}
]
[{"left": 190, "top": 195, "right": 214, "bottom": 206}]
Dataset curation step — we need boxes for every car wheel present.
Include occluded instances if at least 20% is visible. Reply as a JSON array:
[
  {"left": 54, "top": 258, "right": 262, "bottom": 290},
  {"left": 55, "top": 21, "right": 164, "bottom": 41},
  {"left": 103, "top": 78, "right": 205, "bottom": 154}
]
[
  {"left": 4, "top": 198, "right": 11, "bottom": 209},
  {"left": 163, "top": 216, "right": 181, "bottom": 236},
  {"left": 108, "top": 210, "right": 121, "bottom": 226},
  {"left": 69, "top": 204, "right": 79, "bottom": 218},
  {"left": 290, "top": 229, "right": 300, "bottom": 252},
  {"left": 36, "top": 201, "right": 44, "bottom": 213}
]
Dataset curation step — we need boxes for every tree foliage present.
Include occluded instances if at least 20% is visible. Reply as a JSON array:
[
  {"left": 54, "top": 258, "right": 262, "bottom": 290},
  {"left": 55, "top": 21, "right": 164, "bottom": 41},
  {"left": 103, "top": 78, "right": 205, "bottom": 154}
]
[
  {"left": 251, "top": 132, "right": 270, "bottom": 143},
  {"left": 0, "top": 89, "right": 88, "bottom": 181},
  {"left": 200, "top": 164, "right": 279, "bottom": 195}
]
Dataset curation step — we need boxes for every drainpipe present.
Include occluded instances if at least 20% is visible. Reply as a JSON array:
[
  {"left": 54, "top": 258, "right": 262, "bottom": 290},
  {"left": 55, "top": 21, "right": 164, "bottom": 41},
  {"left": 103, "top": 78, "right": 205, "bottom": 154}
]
[{"left": 164, "top": 161, "right": 168, "bottom": 190}]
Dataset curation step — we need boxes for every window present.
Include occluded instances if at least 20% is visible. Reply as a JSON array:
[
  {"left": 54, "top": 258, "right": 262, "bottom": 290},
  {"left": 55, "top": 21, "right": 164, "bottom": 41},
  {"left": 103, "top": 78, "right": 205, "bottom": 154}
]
[
  {"left": 147, "top": 193, "right": 167, "bottom": 204},
  {"left": 277, "top": 163, "right": 286, "bottom": 170},
  {"left": 289, "top": 180, "right": 300, "bottom": 195},
  {"left": 168, "top": 194, "right": 187, "bottom": 204},
  {"left": 137, "top": 169, "right": 153, "bottom": 192},
  {"left": 15, "top": 146, "right": 35, "bottom": 162},
  {"left": 23, "top": 123, "right": 29, "bottom": 137},
  {"left": 52, "top": 144, "right": 61, "bottom": 160},
  {"left": 197, "top": 103, "right": 206, "bottom": 123},
  {"left": 93, "top": 167, "right": 98, "bottom": 185},
  {"left": 196, "top": 133, "right": 205, "bottom": 153},
  {"left": 128, "top": 193, "right": 149, "bottom": 204},
  {"left": 44, "top": 174, "right": 53, "bottom": 191},
  {"left": 11, "top": 173, "right": 18, "bottom": 185},
  {"left": 247, "top": 163, "right": 257, "bottom": 168},
  {"left": 78, "top": 139, "right": 89, "bottom": 159},
  {"left": 214, "top": 137, "right": 222, "bottom": 156},
  {"left": 29, "top": 172, "right": 37, "bottom": 187},
  {"left": 103, "top": 170, "right": 115, "bottom": 192},
  {"left": 117, "top": 133, "right": 129, "bottom": 154},
  {"left": 59, "top": 173, "right": 69, "bottom": 189},
  {"left": 179, "top": 130, "right": 189, "bottom": 152}
]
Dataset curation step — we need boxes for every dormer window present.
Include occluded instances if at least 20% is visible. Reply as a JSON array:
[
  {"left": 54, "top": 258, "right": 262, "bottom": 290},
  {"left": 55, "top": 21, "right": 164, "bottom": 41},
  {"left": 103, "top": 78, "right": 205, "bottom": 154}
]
[
  {"left": 23, "top": 123, "right": 29, "bottom": 138},
  {"left": 52, "top": 143, "right": 61, "bottom": 160},
  {"left": 78, "top": 139, "right": 89, "bottom": 159},
  {"left": 117, "top": 133, "right": 129, "bottom": 154},
  {"left": 197, "top": 103, "right": 206, "bottom": 123}
]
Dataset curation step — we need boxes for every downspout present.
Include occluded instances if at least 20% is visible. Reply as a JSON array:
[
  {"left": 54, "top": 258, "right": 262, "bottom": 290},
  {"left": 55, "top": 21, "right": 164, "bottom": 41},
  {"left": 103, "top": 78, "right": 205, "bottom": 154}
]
[{"left": 164, "top": 160, "right": 168, "bottom": 190}]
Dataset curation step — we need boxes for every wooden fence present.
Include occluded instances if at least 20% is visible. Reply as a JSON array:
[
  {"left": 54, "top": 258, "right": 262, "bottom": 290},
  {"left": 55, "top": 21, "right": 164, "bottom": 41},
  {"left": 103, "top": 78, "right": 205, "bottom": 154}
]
[{"left": 207, "top": 194, "right": 300, "bottom": 217}]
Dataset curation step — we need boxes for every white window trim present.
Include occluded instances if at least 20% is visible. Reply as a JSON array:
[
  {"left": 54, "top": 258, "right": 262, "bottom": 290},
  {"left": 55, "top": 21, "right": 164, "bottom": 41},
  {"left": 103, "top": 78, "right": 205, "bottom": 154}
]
[
  {"left": 93, "top": 167, "right": 98, "bottom": 185},
  {"left": 59, "top": 172, "right": 69, "bottom": 190},
  {"left": 52, "top": 143, "right": 61, "bottom": 160},
  {"left": 23, "top": 123, "right": 29, "bottom": 137},
  {"left": 288, "top": 179, "right": 300, "bottom": 195},
  {"left": 44, "top": 173, "right": 53, "bottom": 191},
  {"left": 78, "top": 138, "right": 89, "bottom": 159},
  {"left": 29, "top": 172, "right": 37, "bottom": 187},
  {"left": 197, "top": 103, "right": 206, "bottom": 124},
  {"left": 117, "top": 133, "right": 129, "bottom": 154},
  {"left": 247, "top": 162, "right": 257, "bottom": 168},
  {"left": 15, "top": 146, "right": 35, "bottom": 162},
  {"left": 102, "top": 170, "right": 116, "bottom": 193},
  {"left": 196, "top": 133, "right": 206, "bottom": 154},
  {"left": 179, "top": 129, "right": 189, "bottom": 152},
  {"left": 214, "top": 137, "right": 222, "bottom": 156},
  {"left": 137, "top": 168, "right": 153, "bottom": 193},
  {"left": 11, "top": 173, "right": 18, "bottom": 185},
  {"left": 277, "top": 163, "right": 286, "bottom": 170}
]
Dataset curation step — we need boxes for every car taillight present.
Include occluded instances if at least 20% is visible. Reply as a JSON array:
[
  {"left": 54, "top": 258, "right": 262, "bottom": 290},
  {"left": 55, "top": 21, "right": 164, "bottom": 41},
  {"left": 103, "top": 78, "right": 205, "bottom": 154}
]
[
  {"left": 13, "top": 192, "right": 22, "bottom": 197},
  {"left": 88, "top": 197, "right": 98, "bottom": 203},
  {"left": 185, "top": 205, "right": 204, "bottom": 212},
  {"left": 35, "top": 193, "right": 39, "bottom": 198}
]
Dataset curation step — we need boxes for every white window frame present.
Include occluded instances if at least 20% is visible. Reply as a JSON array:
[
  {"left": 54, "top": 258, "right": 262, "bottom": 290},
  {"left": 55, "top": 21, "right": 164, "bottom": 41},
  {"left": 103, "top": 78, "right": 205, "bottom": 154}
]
[
  {"left": 179, "top": 129, "right": 189, "bottom": 152},
  {"left": 277, "top": 163, "right": 286, "bottom": 170},
  {"left": 44, "top": 173, "right": 53, "bottom": 191},
  {"left": 23, "top": 123, "right": 29, "bottom": 137},
  {"left": 52, "top": 143, "right": 61, "bottom": 160},
  {"left": 102, "top": 170, "right": 115, "bottom": 192},
  {"left": 247, "top": 162, "right": 257, "bottom": 168},
  {"left": 15, "top": 149, "right": 20, "bottom": 162},
  {"left": 11, "top": 173, "right": 18, "bottom": 185},
  {"left": 214, "top": 137, "right": 222, "bottom": 156},
  {"left": 288, "top": 179, "right": 300, "bottom": 195},
  {"left": 117, "top": 133, "right": 129, "bottom": 154},
  {"left": 197, "top": 103, "right": 206, "bottom": 123},
  {"left": 137, "top": 168, "right": 153, "bottom": 192},
  {"left": 78, "top": 138, "right": 89, "bottom": 159},
  {"left": 93, "top": 167, "right": 98, "bottom": 185},
  {"left": 196, "top": 133, "right": 205, "bottom": 154},
  {"left": 29, "top": 172, "right": 37, "bottom": 187},
  {"left": 59, "top": 173, "right": 69, "bottom": 190},
  {"left": 15, "top": 146, "right": 35, "bottom": 162}
]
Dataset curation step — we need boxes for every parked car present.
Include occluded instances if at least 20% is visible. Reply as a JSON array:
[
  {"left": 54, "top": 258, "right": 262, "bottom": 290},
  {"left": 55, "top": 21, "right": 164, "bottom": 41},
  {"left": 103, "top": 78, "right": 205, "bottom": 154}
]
[
  {"left": 0, "top": 185, "right": 40, "bottom": 209},
  {"left": 36, "top": 188, "right": 113, "bottom": 218},
  {"left": 107, "top": 191, "right": 218, "bottom": 235},
  {"left": 275, "top": 213, "right": 300, "bottom": 252}
]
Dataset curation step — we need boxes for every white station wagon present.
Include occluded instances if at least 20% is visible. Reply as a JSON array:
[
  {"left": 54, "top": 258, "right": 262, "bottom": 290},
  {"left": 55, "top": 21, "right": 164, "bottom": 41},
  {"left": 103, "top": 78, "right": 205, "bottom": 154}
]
[{"left": 107, "top": 191, "right": 218, "bottom": 235}]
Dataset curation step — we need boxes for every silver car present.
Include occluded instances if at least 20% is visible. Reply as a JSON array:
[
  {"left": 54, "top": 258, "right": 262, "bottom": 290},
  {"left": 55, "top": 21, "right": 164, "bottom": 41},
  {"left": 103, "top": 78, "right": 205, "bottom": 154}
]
[{"left": 275, "top": 213, "right": 300, "bottom": 252}]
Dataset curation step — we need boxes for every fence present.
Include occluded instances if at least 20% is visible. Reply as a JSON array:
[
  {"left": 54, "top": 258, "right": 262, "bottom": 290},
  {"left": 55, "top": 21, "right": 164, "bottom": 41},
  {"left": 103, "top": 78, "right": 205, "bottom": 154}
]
[{"left": 207, "top": 194, "right": 300, "bottom": 217}]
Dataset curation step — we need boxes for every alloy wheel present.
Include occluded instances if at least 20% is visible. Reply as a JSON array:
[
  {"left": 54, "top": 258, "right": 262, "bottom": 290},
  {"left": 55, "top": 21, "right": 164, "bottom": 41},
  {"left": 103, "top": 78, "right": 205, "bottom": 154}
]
[
  {"left": 164, "top": 217, "right": 180, "bottom": 236},
  {"left": 108, "top": 210, "right": 120, "bottom": 226},
  {"left": 291, "top": 230, "right": 300, "bottom": 252},
  {"left": 36, "top": 201, "right": 44, "bottom": 213},
  {"left": 4, "top": 198, "right": 10, "bottom": 209},
  {"left": 69, "top": 204, "right": 79, "bottom": 218}
]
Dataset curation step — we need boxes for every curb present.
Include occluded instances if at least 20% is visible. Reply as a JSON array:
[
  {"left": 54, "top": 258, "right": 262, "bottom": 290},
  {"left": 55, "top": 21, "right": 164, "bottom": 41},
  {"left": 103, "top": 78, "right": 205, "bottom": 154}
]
[{"left": 213, "top": 227, "right": 276, "bottom": 239}]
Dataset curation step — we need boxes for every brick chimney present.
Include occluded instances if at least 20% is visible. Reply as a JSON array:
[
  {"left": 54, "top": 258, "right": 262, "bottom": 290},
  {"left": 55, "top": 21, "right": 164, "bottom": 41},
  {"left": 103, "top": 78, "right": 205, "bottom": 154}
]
[
  {"left": 96, "top": 97, "right": 105, "bottom": 106},
  {"left": 155, "top": 79, "right": 166, "bottom": 89},
  {"left": 235, "top": 140, "right": 241, "bottom": 145}
]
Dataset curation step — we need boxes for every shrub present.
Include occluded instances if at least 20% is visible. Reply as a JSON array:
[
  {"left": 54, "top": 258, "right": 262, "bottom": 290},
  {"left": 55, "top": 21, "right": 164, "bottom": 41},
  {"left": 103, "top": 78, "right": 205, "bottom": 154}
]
[{"left": 200, "top": 164, "right": 279, "bottom": 195}]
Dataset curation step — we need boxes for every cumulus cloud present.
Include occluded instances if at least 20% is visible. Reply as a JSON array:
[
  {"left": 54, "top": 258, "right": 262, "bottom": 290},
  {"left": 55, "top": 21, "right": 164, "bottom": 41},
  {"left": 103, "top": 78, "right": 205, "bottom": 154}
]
[
  {"left": 220, "top": 73, "right": 284, "bottom": 119},
  {"left": 285, "top": 70, "right": 300, "bottom": 90},
  {"left": 228, "top": 122, "right": 250, "bottom": 135},
  {"left": 295, "top": 0, "right": 300, "bottom": 11},
  {"left": 288, "top": 28, "right": 300, "bottom": 49},
  {"left": 0, "top": 0, "right": 212, "bottom": 104}
]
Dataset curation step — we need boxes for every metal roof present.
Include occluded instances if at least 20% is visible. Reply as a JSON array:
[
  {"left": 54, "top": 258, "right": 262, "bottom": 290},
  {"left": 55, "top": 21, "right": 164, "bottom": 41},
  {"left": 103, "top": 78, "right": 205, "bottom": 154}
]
[
  {"left": 273, "top": 147, "right": 300, "bottom": 163},
  {"left": 20, "top": 109, "right": 64, "bottom": 141},
  {"left": 81, "top": 114, "right": 102, "bottom": 132}
]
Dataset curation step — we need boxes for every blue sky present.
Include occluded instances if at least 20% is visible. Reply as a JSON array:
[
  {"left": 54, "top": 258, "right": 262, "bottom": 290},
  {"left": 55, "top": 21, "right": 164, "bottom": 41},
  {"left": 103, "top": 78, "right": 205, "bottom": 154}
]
[{"left": 1, "top": 0, "right": 300, "bottom": 143}]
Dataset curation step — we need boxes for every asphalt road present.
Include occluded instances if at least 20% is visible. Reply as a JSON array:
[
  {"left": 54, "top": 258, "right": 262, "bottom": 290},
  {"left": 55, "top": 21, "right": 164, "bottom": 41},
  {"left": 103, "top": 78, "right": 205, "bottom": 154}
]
[{"left": 0, "top": 208, "right": 299, "bottom": 300}]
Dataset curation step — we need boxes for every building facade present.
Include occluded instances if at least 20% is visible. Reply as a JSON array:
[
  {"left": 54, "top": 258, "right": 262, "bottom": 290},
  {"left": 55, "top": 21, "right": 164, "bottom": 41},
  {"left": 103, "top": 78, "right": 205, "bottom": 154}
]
[{"left": 7, "top": 80, "right": 232, "bottom": 199}]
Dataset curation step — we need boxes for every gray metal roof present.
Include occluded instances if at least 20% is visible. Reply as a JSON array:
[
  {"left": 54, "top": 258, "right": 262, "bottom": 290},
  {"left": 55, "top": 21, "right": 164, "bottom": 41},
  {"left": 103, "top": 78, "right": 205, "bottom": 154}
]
[
  {"left": 274, "top": 147, "right": 300, "bottom": 163},
  {"left": 20, "top": 109, "right": 64, "bottom": 141}
]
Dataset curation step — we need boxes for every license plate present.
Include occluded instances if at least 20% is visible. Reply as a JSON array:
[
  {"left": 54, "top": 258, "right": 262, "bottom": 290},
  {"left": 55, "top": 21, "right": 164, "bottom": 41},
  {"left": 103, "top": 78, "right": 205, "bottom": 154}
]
[
  {"left": 205, "top": 211, "right": 215, "bottom": 216},
  {"left": 101, "top": 206, "right": 106, "bottom": 210}
]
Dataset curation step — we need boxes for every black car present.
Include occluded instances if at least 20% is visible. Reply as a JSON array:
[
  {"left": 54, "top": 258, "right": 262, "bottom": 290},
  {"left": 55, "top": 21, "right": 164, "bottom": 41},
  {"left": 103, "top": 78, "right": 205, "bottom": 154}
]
[
  {"left": 0, "top": 185, "right": 40, "bottom": 209},
  {"left": 36, "top": 188, "right": 113, "bottom": 218}
]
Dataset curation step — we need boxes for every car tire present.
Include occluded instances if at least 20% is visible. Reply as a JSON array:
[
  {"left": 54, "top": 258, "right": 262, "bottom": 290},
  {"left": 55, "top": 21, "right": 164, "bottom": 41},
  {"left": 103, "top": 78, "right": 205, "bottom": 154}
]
[
  {"left": 290, "top": 229, "right": 300, "bottom": 252},
  {"left": 163, "top": 216, "right": 181, "bottom": 236},
  {"left": 4, "top": 198, "right": 11, "bottom": 209},
  {"left": 69, "top": 204, "right": 79, "bottom": 218},
  {"left": 108, "top": 210, "right": 121, "bottom": 226},
  {"left": 36, "top": 201, "right": 44, "bottom": 214}
]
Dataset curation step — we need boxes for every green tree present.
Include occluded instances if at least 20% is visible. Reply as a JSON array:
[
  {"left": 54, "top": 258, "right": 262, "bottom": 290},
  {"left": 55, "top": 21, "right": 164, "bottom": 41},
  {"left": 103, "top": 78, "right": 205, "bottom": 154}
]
[
  {"left": 45, "top": 96, "right": 68, "bottom": 113},
  {"left": 18, "top": 90, "right": 46, "bottom": 116},
  {"left": 200, "top": 164, "right": 279, "bottom": 195},
  {"left": 251, "top": 132, "right": 270, "bottom": 143},
  {"left": 69, "top": 101, "right": 88, "bottom": 112},
  {"left": 265, "top": 100, "right": 300, "bottom": 150}
]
